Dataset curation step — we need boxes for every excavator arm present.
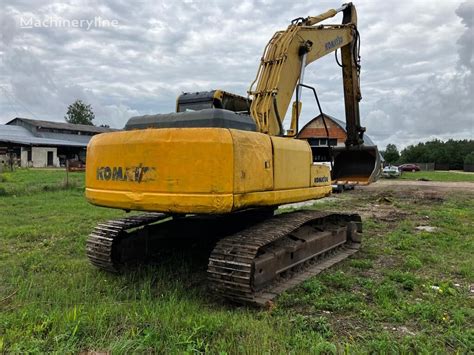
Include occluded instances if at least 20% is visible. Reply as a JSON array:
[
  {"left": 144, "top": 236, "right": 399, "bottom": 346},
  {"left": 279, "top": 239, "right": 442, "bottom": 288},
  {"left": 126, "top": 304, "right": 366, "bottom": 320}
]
[
  {"left": 249, "top": 3, "right": 380, "bottom": 183},
  {"left": 249, "top": 3, "right": 363, "bottom": 145}
]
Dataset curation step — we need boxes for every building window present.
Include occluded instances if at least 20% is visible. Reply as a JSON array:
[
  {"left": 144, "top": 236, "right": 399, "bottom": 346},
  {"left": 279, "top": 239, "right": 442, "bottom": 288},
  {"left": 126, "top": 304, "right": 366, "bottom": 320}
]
[{"left": 27, "top": 148, "right": 32, "bottom": 161}]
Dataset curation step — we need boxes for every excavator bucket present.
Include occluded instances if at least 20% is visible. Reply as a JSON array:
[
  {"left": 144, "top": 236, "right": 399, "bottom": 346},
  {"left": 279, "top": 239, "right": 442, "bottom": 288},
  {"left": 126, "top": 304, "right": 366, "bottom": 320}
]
[{"left": 331, "top": 146, "right": 381, "bottom": 185}]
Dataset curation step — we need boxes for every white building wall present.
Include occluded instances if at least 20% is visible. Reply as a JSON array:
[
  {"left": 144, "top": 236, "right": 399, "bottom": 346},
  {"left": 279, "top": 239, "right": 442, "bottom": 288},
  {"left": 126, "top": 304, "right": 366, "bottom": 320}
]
[
  {"left": 20, "top": 148, "right": 28, "bottom": 167},
  {"left": 0, "top": 154, "right": 8, "bottom": 165},
  {"left": 22, "top": 147, "right": 60, "bottom": 167}
]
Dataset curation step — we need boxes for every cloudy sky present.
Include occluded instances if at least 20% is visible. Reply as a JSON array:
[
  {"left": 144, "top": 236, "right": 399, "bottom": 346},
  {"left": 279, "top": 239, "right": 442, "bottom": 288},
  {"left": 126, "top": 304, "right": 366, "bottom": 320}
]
[{"left": 1, "top": 0, "right": 472, "bottom": 149}]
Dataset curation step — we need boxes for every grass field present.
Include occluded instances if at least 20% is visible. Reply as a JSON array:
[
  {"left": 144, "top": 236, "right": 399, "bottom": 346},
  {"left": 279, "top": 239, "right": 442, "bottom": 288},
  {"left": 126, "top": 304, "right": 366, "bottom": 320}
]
[
  {"left": 1, "top": 169, "right": 473, "bottom": 353},
  {"left": 399, "top": 170, "right": 474, "bottom": 182},
  {"left": 0, "top": 168, "right": 84, "bottom": 196}
]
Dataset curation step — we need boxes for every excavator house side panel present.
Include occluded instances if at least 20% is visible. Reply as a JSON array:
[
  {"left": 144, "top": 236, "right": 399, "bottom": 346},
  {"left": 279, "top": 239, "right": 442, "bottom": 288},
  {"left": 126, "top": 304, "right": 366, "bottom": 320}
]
[
  {"left": 232, "top": 139, "right": 332, "bottom": 209},
  {"left": 311, "top": 164, "right": 332, "bottom": 187},
  {"left": 230, "top": 129, "right": 273, "bottom": 193},
  {"left": 271, "top": 136, "right": 312, "bottom": 190}
]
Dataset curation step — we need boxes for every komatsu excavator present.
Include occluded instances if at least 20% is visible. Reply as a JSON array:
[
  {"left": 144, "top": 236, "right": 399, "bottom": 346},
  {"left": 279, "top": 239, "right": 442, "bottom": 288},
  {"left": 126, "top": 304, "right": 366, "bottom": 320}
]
[{"left": 85, "top": 3, "right": 380, "bottom": 306}]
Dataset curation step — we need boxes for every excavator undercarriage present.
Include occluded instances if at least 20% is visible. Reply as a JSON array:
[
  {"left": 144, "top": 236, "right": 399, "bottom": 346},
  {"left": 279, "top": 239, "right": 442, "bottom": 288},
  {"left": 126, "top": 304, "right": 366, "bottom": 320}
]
[{"left": 87, "top": 209, "right": 361, "bottom": 306}]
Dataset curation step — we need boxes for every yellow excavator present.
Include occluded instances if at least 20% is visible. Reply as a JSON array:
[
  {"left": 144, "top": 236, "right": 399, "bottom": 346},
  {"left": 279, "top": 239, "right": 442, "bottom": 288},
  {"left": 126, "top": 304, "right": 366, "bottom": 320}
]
[{"left": 85, "top": 3, "right": 380, "bottom": 305}]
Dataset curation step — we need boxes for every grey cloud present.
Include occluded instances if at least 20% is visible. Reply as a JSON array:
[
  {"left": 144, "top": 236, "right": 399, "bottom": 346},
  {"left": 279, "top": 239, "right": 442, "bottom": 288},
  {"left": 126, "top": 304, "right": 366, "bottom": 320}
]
[
  {"left": 455, "top": 0, "right": 474, "bottom": 68},
  {"left": 0, "top": 0, "right": 472, "bottom": 149},
  {"left": 0, "top": 11, "right": 18, "bottom": 45}
]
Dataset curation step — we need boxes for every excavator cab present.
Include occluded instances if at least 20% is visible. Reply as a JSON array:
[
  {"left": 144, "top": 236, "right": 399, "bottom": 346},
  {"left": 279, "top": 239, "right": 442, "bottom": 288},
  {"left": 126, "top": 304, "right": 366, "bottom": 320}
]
[{"left": 176, "top": 90, "right": 250, "bottom": 113}]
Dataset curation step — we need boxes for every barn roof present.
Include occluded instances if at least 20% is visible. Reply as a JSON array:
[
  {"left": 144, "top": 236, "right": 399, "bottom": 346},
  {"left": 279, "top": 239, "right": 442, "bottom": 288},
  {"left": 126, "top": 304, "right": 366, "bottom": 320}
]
[
  {"left": 6, "top": 117, "right": 116, "bottom": 134},
  {"left": 0, "top": 125, "right": 86, "bottom": 147},
  {"left": 300, "top": 113, "right": 377, "bottom": 147}
]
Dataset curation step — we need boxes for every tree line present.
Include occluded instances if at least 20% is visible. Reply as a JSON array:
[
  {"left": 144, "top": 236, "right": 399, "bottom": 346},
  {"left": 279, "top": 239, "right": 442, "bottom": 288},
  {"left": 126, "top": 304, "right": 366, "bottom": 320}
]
[{"left": 381, "top": 139, "right": 474, "bottom": 169}]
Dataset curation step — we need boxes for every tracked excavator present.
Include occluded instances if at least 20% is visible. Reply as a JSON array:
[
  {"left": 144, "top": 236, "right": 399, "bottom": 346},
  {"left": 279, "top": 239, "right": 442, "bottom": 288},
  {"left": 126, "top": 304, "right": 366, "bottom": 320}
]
[{"left": 85, "top": 3, "right": 380, "bottom": 306}]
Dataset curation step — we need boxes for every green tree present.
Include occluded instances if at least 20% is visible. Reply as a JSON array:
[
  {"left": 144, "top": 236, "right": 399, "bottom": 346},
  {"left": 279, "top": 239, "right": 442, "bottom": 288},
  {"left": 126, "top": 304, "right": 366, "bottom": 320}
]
[
  {"left": 382, "top": 144, "right": 400, "bottom": 164},
  {"left": 400, "top": 139, "right": 474, "bottom": 169},
  {"left": 464, "top": 152, "right": 474, "bottom": 165},
  {"left": 65, "top": 100, "right": 95, "bottom": 125}
]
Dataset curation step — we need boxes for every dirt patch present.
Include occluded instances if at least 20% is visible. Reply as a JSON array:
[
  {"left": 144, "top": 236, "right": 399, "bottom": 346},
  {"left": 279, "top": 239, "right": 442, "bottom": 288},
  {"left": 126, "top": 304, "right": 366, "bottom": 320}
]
[
  {"left": 359, "top": 186, "right": 445, "bottom": 204},
  {"left": 362, "top": 179, "right": 474, "bottom": 192},
  {"left": 344, "top": 191, "right": 409, "bottom": 223},
  {"left": 328, "top": 314, "right": 367, "bottom": 338},
  {"left": 412, "top": 190, "right": 445, "bottom": 203},
  {"left": 357, "top": 203, "right": 408, "bottom": 224},
  {"left": 415, "top": 226, "right": 438, "bottom": 232}
]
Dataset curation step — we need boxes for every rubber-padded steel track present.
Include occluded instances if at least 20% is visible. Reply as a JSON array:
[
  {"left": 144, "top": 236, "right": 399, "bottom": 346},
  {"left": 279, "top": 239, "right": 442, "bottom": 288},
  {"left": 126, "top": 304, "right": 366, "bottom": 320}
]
[
  {"left": 86, "top": 213, "right": 168, "bottom": 272},
  {"left": 207, "top": 210, "right": 361, "bottom": 306}
]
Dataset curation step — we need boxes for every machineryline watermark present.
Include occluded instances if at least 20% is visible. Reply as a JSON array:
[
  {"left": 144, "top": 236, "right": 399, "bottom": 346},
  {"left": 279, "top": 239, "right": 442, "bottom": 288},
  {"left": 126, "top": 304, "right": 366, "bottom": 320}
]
[{"left": 19, "top": 16, "right": 119, "bottom": 31}]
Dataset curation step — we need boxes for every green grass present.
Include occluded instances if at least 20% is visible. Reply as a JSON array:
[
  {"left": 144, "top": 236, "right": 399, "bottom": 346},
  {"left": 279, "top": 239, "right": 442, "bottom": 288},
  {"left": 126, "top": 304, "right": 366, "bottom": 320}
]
[
  {"left": 1, "top": 169, "right": 473, "bottom": 353},
  {"left": 400, "top": 170, "right": 474, "bottom": 182},
  {"left": 0, "top": 168, "right": 84, "bottom": 196}
]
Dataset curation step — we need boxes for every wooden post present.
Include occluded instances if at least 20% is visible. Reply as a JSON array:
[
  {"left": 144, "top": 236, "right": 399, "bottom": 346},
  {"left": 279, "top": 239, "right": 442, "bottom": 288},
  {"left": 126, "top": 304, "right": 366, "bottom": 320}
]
[{"left": 66, "top": 159, "right": 69, "bottom": 187}]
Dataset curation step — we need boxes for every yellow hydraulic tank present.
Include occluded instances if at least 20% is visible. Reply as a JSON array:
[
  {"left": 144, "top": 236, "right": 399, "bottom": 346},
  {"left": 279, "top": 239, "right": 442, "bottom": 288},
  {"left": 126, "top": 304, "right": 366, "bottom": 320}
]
[{"left": 85, "top": 128, "right": 332, "bottom": 214}]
